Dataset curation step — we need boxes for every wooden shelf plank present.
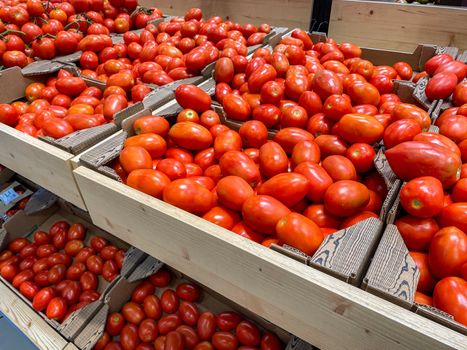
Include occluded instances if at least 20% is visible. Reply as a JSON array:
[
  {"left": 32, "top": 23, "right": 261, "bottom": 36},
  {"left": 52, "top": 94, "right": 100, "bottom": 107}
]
[
  {"left": 73, "top": 166, "right": 466, "bottom": 350},
  {"left": 0, "top": 282, "right": 69, "bottom": 350},
  {"left": 0, "top": 124, "right": 86, "bottom": 210},
  {"left": 329, "top": 0, "right": 467, "bottom": 51}
]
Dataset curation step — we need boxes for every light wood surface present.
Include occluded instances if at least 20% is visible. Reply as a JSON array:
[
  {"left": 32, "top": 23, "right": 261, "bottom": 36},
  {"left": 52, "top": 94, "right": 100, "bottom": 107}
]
[
  {"left": 329, "top": 0, "right": 467, "bottom": 51},
  {"left": 139, "top": 0, "right": 312, "bottom": 29},
  {"left": 0, "top": 282, "right": 68, "bottom": 350},
  {"left": 74, "top": 166, "right": 467, "bottom": 350},
  {"left": 0, "top": 124, "right": 86, "bottom": 210}
]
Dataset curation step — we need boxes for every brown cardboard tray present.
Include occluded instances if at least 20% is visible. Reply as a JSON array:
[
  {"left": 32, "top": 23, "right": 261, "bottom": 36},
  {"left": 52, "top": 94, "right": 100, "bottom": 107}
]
[
  {"left": 75, "top": 255, "right": 316, "bottom": 350},
  {"left": 0, "top": 195, "right": 147, "bottom": 340}
]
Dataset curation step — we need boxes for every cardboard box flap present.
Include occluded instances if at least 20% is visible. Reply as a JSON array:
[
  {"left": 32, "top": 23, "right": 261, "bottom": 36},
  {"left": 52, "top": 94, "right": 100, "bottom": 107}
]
[
  {"left": 413, "top": 76, "right": 434, "bottom": 110},
  {"left": 0, "top": 67, "right": 39, "bottom": 103},
  {"left": 309, "top": 217, "right": 384, "bottom": 286},
  {"left": 39, "top": 123, "right": 119, "bottom": 155},
  {"left": 73, "top": 304, "right": 109, "bottom": 350},
  {"left": 413, "top": 304, "right": 467, "bottom": 336},
  {"left": 374, "top": 149, "right": 398, "bottom": 189},
  {"left": 458, "top": 50, "right": 467, "bottom": 63},
  {"left": 434, "top": 46, "right": 459, "bottom": 61},
  {"left": 58, "top": 300, "right": 102, "bottom": 339},
  {"left": 23, "top": 188, "right": 58, "bottom": 216},
  {"left": 386, "top": 194, "right": 401, "bottom": 225},
  {"left": 128, "top": 255, "right": 164, "bottom": 282},
  {"left": 379, "top": 178, "right": 402, "bottom": 222},
  {"left": 161, "top": 75, "right": 207, "bottom": 92},
  {"left": 142, "top": 87, "right": 174, "bottom": 110},
  {"left": 286, "top": 336, "right": 316, "bottom": 350},
  {"left": 53, "top": 51, "right": 82, "bottom": 64},
  {"left": 202, "top": 61, "right": 216, "bottom": 78},
  {"left": 114, "top": 102, "right": 146, "bottom": 128},
  {"left": 270, "top": 244, "right": 309, "bottom": 265},
  {"left": 120, "top": 246, "right": 147, "bottom": 278},
  {"left": 362, "top": 224, "right": 419, "bottom": 309},
  {"left": 199, "top": 77, "right": 216, "bottom": 96},
  {"left": 310, "top": 31, "right": 328, "bottom": 43},
  {"left": 80, "top": 132, "right": 127, "bottom": 170}
]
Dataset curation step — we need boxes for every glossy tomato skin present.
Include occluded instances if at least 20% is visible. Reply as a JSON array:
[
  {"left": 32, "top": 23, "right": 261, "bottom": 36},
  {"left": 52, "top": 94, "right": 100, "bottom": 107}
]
[
  {"left": 106, "top": 312, "right": 125, "bottom": 336},
  {"left": 158, "top": 314, "right": 182, "bottom": 335},
  {"left": 437, "top": 203, "right": 467, "bottom": 233},
  {"left": 242, "top": 195, "right": 291, "bottom": 235},
  {"left": 32, "top": 287, "right": 55, "bottom": 311},
  {"left": 121, "top": 323, "right": 140, "bottom": 350},
  {"left": 429, "top": 226, "right": 467, "bottom": 279},
  {"left": 46, "top": 297, "right": 68, "bottom": 321},
  {"left": 169, "top": 122, "right": 212, "bottom": 151},
  {"left": 219, "top": 151, "right": 260, "bottom": 187},
  {"left": 122, "top": 302, "right": 146, "bottom": 325},
  {"left": 425, "top": 72, "right": 458, "bottom": 101},
  {"left": 197, "top": 312, "right": 216, "bottom": 341},
  {"left": 385, "top": 141, "right": 461, "bottom": 188},
  {"left": 212, "top": 332, "right": 238, "bottom": 350},
  {"left": 259, "top": 142, "right": 288, "bottom": 178},
  {"left": 395, "top": 216, "right": 439, "bottom": 251},
  {"left": 399, "top": 177, "right": 444, "bottom": 218},
  {"left": 322, "top": 155, "right": 357, "bottom": 182},
  {"left": 257, "top": 173, "right": 309, "bottom": 207},
  {"left": 294, "top": 162, "right": 334, "bottom": 203},
  {"left": 433, "top": 277, "right": 467, "bottom": 326},
  {"left": 324, "top": 180, "right": 370, "bottom": 217},
  {"left": 409, "top": 252, "right": 438, "bottom": 295},
  {"left": 391, "top": 103, "right": 431, "bottom": 132},
  {"left": 345, "top": 143, "right": 375, "bottom": 173},
  {"left": 383, "top": 119, "right": 422, "bottom": 149},
  {"left": 163, "top": 179, "right": 214, "bottom": 215},
  {"left": 175, "top": 84, "right": 211, "bottom": 113},
  {"left": 127, "top": 169, "right": 171, "bottom": 199},
  {"left": 216, "top": 311, "right": 242, "bottom": 331}
]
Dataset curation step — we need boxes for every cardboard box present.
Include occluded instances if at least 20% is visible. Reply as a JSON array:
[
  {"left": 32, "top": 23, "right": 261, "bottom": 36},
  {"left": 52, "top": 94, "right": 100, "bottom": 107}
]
[
  {"left": 0, "top": 196, "right": 147, "bottom": 340},
  {"left": 75, "top": 255, "right": 317, "bottom": 350}
]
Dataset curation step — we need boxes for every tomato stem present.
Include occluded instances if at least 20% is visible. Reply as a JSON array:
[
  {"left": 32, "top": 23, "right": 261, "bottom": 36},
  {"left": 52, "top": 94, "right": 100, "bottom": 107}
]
[{"left": 0, "top": 29, "right": 27, "bottom": 38}]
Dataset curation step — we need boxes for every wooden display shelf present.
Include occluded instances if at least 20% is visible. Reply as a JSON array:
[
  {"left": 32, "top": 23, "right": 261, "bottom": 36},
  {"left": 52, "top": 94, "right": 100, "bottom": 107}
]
[
  {"left": 0, "top": 281, "right": 76, "bottom": 350},
  {"left": 0, "top": 124, "right": 86, "bottom": 210},
  {"left": 73, "top": 166, "right": 466, "bottom": 350},
  {"left": 139, "top": 0, "right": 312, "bottom": 30},
  {"left": 329, "top": 0, "right": 467, "bottom": 51}
]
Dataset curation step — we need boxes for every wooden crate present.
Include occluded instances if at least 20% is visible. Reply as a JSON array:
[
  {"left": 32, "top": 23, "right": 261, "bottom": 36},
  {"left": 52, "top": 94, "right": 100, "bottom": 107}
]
[
  {"left": 139, "top": 0, "right": 312, "bottom": 29},
  {"left": 329, "top": 0, "right": 467, "bottom": 51},
  {"left": 73, "top": 165, "right": 466, "bottom": 349}
]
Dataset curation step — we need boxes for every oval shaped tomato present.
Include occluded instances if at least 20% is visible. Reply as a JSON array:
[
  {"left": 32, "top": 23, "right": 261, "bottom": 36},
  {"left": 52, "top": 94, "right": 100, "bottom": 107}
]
[
  {"left": 322, "top": 155, "right": 357, "bottom": 182},
  {"left": 46, "top": 297, "right": 68, "bottom": 322},
  {"left": 383, "top": 119, "right": 421, "bottom": 149},
  {"left": 143, "top": 294, "right": 162, "bottom": 320},
  {"left": 175, "top": 84, "right": 211, "bottom": 113},
  {"left": 223, "top": 94, "right": 251, "bottom": 121},
  {"left": 215, "top": 311, "right": 242, "bottom": 332},
  {"left": 334, "top": 114, "right": 383, "bottom": 144},
  {"left": 211, "top": 332, "right": 238, "bottom": 350},
  {"left": 125, "top": 134, "right": 167, "bottom": 159},
  {"left": 215, "top": 176, "right": 254, "bottom": 211},
  {"left": 257, "top": 173, "right": 309, "bottom": 207},
  {"left": 324, "top": 180, "right": 370, "bottom": 217},
  {"left": 385, "top": 141, "right": 461, "bottom": 188},
  {"left": 395, "top": 216, "right": 439, "bottom": 251},
  {"left": 291, "top": 140, "right": 320, "bottom": 166},
  {"left": 169, "top": 122, "right": 212, "bottom": 151},
  {"left": 433, "top": 277, "right": 467, "bottom": 326},
  {"left": 273, "top": 128, "right": 314, "bottom": 155},
  {"left": 410, "top": 251, "right": 438, "bottom": 295},
  {"left": 123, "top": 302, "right": 146, "bottom": 325},
  {"left": 219, "top": 151, "right": 260, "bottom": 187},
  {"left": 241, "top": 195, "right": 290, "bottom": 235},
  {"left": 252, "top": 104, "right": 281, "bottom": 128},
  {"left": 106, "top": 312, "right": 125, "bottom": 336},
  {"left": 121, "top": 323, "right": 140, "bottom": 350},
  {"left": 428, "top": 226, "right": 467, "bottom": 279},
  {"left": 391, "top": 103, "right": 431, "bottom": 132},
  {"left": 158, "top": 314, "right": 182, "bottom": 335},
  {"left": 163, "top": 179, "right": 214, "bottom": 214},
  {"left": 425, "top": 54, "right": 454, "bottom": 75},
  {"left": 55, "top": 77, "right": 87, "bottom": 96},
  {"left": 197, "top": 312, "right": 216, "bottom": 341},
  {"left": 178, "top": 301, "right": 199, "bottom": 327},
  {"left": 132, "top": 281, "right": 156, "bottom": 304},
  {"left": 425, "top": 72, "right": 458, "bottom": 101},
  {"left": 312, "top": 70, "right": 343, "bottom": 101},
  {"left": 127, "top": 169, "right": 171, "bottom": 199},
  {"left": 149, "top": 269, "right": 171, "bottom": 287},
  {"left": 139, "top": 319, "right": 159, "bottom": 343},
  {"left": 120, "top": 146, "right": 153, "bottom": 173}
]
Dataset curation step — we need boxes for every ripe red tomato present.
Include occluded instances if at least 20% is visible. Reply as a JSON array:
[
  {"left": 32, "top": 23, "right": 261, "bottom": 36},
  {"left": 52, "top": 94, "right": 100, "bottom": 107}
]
[
  {"left": 158, "top": 314, "right": 182, "bottom": 335},
  {"left": 149, "top": 269, "right": 171, "bottom": 287},
  {"left": 395, "top": 216, "right": 439, "bottom": 251},
  {"left": 257, "top": 173, "right": 309, "bottom": 207},
  {"left": 322, "top": 155, "right": 357, "bottom": 181},
  {"left": 46, "top": 297, "right": 68, "bottom": 321},
  {"left": 428, "top": 226, "right": 467, "bottom": 279},
  {"left": 161, "top": 289, "right": 180, "bottom": 314},
  {"left": 169, "top": 122, "right": 212, "bottom": 151},
  {"left": 425, "top": 72, "right": 458, "bottom": 101},
  {"left": 132, "top": 281, "right": 156, "bottom": 303},
  {"left": 425, "top": 54, "right": 454, "bottom": 75},
  {"left": 19, "top": 281, "right": 40, "bottom": 300},
  {"left": 175, "top": 85, "right": 211, "bottom": 113},
  {"left": 164, "top": 331, "right": 184, "bottom": 350},
  {"left": 399, "top": 177, "right": 444, "bottom": 218},
  {"left": 32, "top": 287, "right": 55, "bottom": 311},
  {"left": 409, "top": 251, "right": 438, "bottom": 295},
  {"left": 106, "top": 312, "right": 125, "bottom": 336},
  {"left": 212, "top": 332, "right": 238, "bottom": 350},
  {"left": 197, "top": 312, "right": 216, "bottom": 341},
  {"left": 433, "top": 277, "right": 467, "bottom": 326},
  {"left": 242, "top": 195, "right": 290, "bottom": 234},
  {"left": 163, "top": 179, "right": 214, "bottom": 214},
  {"left": 223, "top": 94, "right": 251, "bottom": 121},
  {"left": 219, "top": 151, "right": 260, "bottom": 186},
  {"left": 122, "top": 302, "right": 146, "bottom": 325},
  {"left": 48, "top": 264, "right": 66, "bottom": 285},
  {"left": 86, "top": 255, "right": 103, "bottom": 275},
  {"left": 178, "top": 301, "right": 199, "bottom": 327},
  {"left": 61, "top": 281, "right": 82, "bottom": 305},
  {"left": 176, "top": 283, "right": 201, "bottom": 302},
  {"left": 143, "top": 295, "right": 162, "bottom": 320},
  {"left": 121, "top": 323, "right": 140, "bottom": 350},
  {"left": 139, "top": 319, "right": 159, "bottom": 343},
  {"left": 324, "top": 180, "right": 370, "bottom": 217},
  {"left": 80, "top": 271, "right": 98, "bottom": 291}
]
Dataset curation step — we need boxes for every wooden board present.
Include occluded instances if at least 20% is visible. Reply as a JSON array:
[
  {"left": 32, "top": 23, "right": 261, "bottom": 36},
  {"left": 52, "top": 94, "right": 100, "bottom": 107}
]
[
  {"left": 0, "top": 282, "right": 68, "bottom": 350},
  {"left": 329, "top": 0, "right": 467, "bottom": 51},
  {"left": 0, "top": 124, "right": 86, "bottom": 210},
  {"left": 73, "top": 166, "right": 467, "bottom": 350},
  {"left": 139, "top": 0, "right": 312, "bottom": 29}
]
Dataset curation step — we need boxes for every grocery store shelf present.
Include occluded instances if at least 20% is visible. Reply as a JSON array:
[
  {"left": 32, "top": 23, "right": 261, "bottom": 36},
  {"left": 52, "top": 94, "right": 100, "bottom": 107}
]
[
  {"left": 73, "top": 166, "right": 466, "bottom": 350},
  {"left": 0, "top": 282, "right": 69, "bottom": 350}
]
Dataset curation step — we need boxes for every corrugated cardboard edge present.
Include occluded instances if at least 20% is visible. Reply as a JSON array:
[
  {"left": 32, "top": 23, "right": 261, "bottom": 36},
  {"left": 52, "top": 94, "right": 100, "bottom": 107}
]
[
  {"left": 413, "top": 304, "right": 467, "bottom": 336},
  {"left": 362, "top": 224, "right": 419, "bottom": 309}
]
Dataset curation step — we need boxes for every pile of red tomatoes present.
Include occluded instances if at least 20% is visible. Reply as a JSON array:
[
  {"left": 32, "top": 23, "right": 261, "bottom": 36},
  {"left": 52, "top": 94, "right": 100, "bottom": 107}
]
[
  {"left": 0, "top": 220, "right": 126, "bottom": 322},
  {"left": 94, "top": 268, "right": 283, "bottom": 350}
]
